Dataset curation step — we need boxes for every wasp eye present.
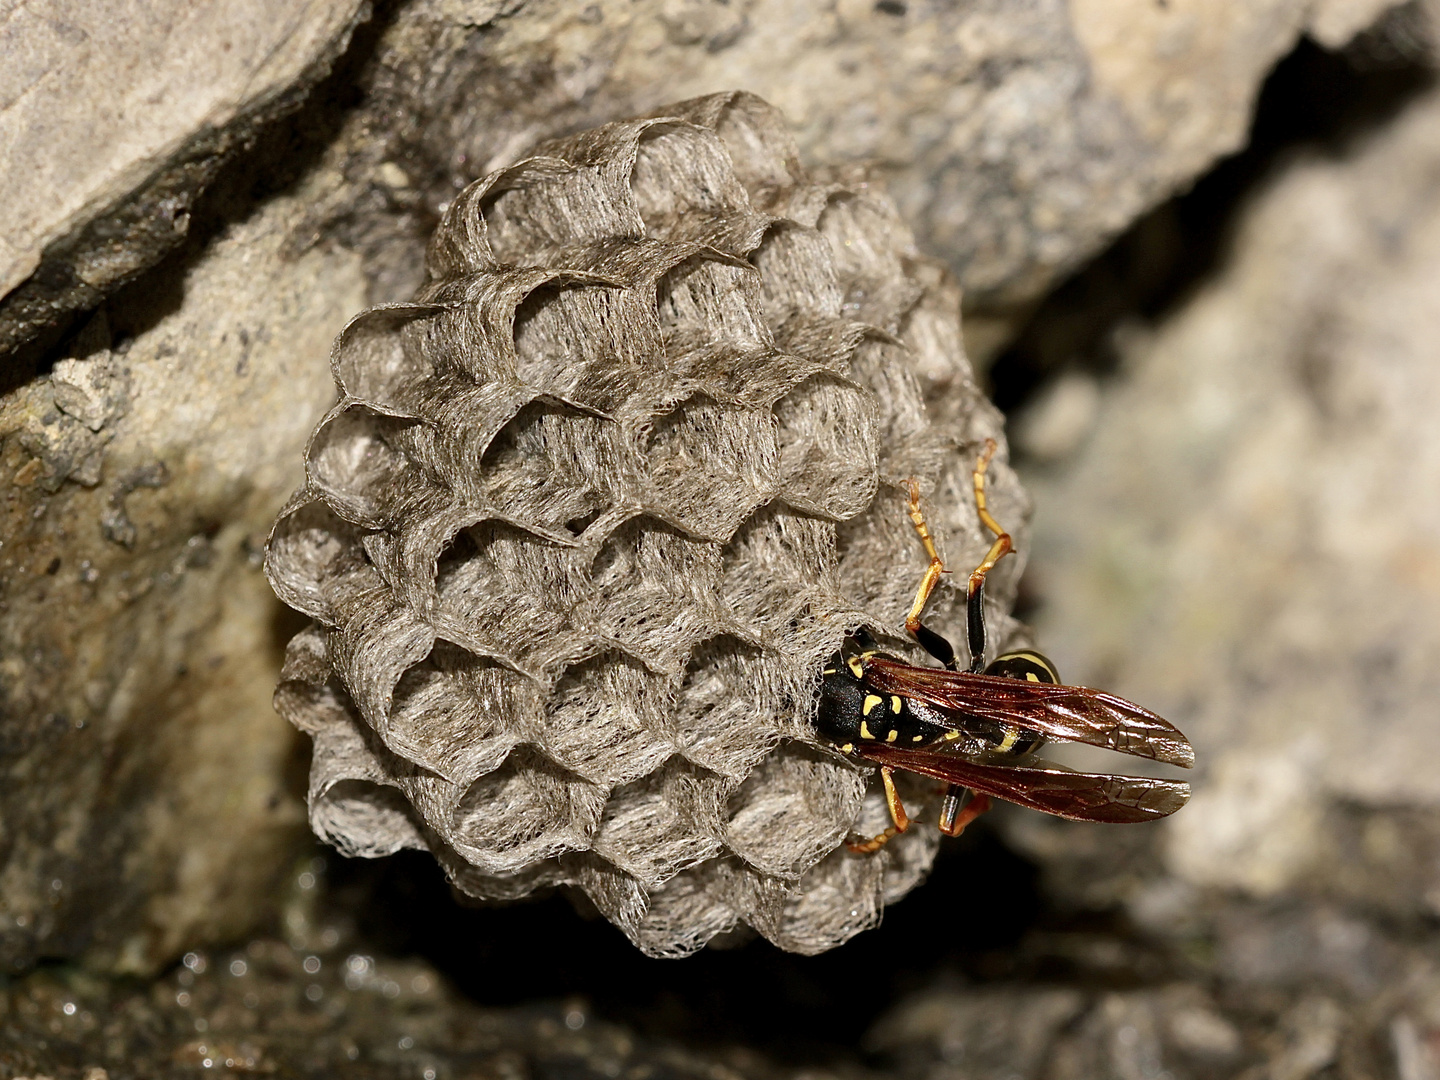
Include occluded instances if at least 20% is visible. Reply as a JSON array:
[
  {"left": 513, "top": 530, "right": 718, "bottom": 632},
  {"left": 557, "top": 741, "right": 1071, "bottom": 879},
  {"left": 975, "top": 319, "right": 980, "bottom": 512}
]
[{"left": 985, "top": 650, "right": 1060, "bottom": 684}]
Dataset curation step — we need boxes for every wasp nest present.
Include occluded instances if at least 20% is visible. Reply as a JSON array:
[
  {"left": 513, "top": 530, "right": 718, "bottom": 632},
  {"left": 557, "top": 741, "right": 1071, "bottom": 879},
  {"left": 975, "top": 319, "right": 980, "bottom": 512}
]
[{"left": 267, "top": 92, "right": 1022, "bottom": 957}]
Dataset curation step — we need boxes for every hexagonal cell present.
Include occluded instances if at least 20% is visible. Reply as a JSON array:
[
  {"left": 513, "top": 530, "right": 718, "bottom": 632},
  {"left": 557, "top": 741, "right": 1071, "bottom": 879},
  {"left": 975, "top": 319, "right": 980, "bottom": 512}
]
[
  {"left": 563, "top": 852, "right": 649, "bottom": 935},
  {"left": 655, "top": 256, "right": 769, "bottom": 356},
  {"left": 704, "top": 857, "right": 792, "bottom": 941},
  {"left": 892, "top": 261, "right": 973, "bottom": 417},
  {"left": 626, "top": 860, "right": 740, "bottom": 958},
  {"left": 629, "top": 122, "right": 754, "bottom": 247},
  {"left": 328, "top": 591, "right": 439, "bottom": 744},
  {"left": 683, "top": 92, "right": 804, "bottom": 215},
  {"left": 748, "top": 221, "right": 842, "bottom": 321},
  {"left": 480, "top": 399, "right": 632, "bottom": 536},
  {"left": 308, "top": 404, "right": 423, "bottom": 529},
  {"left": 816, "top": 193, "right": 922, "bottom": 329},
  {"left": 331, "top": 303, "right": 437, "bottom": 409},
  {"left": 303, "top": 699, "right": 428, "bottom": 858},
  {"left": 312, "top": 779, "right": 427, "bottom": 859},
  {"left": 432, "top": 520, "right": 590, "bottom": 675},
  {"left": 844, "top": 337, "right": 932, "bottom": 453},
  {"left": 769, "top": 844, "right": 886, "bottom": 955},
  {"left": 674, "top": 635, "right": 784, "bottom": 780},
  {"left": 724, "top": 741, "right": 865, "bottom": 878},
  {"left": 643, "top": 395, "right": 777, "bottom": 539},
  {"left": 771, "top": 372, "right": 878, "bottom": 521},
  {"left": 442, "top": 854, "right": 566, "bottom": 904},
  {"left": 449, "top": 748, "right": 608, "bottom": 874},
  {"left": 511, "top": 281, "right": 656, "bottom": 413},
  {"left": 542, "top": 651, "right": 676, "bottom": 785},
  {"left": 718, "top": 502, "right": 839, "bottom": 633},
  {"left": 581, "top": 515, "right": 726, "bottom": 675},
  {"left": 590, "top": 757, "right": 727, "bottom": 888},
  {"left": 387, "top": 641, "right": 542, "bottom": 784},
  {"left": 481, "top": 161, "right": 642, "bottom": 264},
  {"left": 266, "top": 499, "right": 375, "bottom": 625}
]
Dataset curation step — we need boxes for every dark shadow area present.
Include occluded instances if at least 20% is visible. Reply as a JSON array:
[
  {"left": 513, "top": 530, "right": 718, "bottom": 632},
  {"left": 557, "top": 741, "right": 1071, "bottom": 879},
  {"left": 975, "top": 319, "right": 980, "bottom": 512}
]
[
  {"left": 320, "top": 823, "right": 1043, "bottom": 1066},
  {"left": 988, "top": 14, "right": 1437, "bottom": 418}
]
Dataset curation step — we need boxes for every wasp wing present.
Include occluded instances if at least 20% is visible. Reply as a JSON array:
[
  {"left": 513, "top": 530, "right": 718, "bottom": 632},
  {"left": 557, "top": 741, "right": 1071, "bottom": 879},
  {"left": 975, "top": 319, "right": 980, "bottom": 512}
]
[
  {"left": 853, "top": 742, "right": 1190, "bottom": 823},
  {"left": 863, "top": 658, "right": 1194, "bottom": 768}
]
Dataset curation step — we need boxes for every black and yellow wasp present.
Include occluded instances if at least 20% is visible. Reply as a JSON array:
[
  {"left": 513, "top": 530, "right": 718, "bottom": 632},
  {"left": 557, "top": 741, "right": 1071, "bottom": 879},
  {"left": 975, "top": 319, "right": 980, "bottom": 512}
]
[{"left": 816, "top": 439, "right": 1194, "bottom": 852}]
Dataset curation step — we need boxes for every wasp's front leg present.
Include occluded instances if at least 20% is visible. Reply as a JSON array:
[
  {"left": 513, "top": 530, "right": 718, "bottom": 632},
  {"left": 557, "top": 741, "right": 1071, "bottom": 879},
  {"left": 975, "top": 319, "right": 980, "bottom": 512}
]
[{"left": 847, "top": 766, "right": 912, "bottom": 854}]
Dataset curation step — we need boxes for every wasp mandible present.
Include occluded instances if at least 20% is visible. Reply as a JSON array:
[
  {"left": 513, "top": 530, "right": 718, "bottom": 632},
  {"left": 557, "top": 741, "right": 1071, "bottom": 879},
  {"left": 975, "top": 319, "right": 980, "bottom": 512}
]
[{"left": 816, "top": 439, "right": 1194, "bottom": 853}]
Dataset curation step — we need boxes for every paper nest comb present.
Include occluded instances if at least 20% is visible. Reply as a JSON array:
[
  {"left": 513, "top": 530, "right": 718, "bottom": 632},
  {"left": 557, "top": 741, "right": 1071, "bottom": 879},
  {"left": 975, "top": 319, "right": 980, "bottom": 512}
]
[{"left": 266, "top": 92, "right": 1027, "bottom": 957}]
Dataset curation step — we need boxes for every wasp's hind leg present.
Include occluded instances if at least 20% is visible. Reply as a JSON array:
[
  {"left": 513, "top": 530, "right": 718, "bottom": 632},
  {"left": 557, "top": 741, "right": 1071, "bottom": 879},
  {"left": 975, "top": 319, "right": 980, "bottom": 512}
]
[
  {"left": 964, "top": 438, "right": 1016, "bottom": 673},
  {"left": 847, "top": 767, "right": 912, "bottom": 854},
  {"left": 938, "top": 785, "right": 992, "bottom": 837},
  {"left": 903, "top": 478, "right": 961, "bottom": 671}
]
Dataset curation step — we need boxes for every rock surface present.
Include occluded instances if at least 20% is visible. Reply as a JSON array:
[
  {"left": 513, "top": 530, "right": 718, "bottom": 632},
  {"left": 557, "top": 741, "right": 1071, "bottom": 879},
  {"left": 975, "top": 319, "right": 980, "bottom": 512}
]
[
  {"left": 971, "top": 60, "right": 1440, "bottom": 1080},
  {"left": 0, "top": 0, "right": 1429, "bottom": 1033},
  {"left": 1025, "top": 77, "right": 1440, "bottom": 895},
  {"left": 0, "top": 0, "right": 1408, "bottom": 360},
  {"left": 0, "top": 176, "right": 367, "bottom": 973},
  {"left": 0, "top": 0, "right": 369, "bottom": 354}
]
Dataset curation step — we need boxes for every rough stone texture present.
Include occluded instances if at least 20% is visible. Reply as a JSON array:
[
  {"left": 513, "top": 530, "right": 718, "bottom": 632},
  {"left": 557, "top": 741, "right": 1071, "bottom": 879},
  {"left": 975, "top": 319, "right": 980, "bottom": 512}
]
[
  {"left": 0, "top": 0, "right": 1409, "bottom": 361},
  {"left": 0, "top": 0, "right": 369, "bottom": 354},
  {"left": 268, "top": 92, "right": 1022, "bottom": 958},
  {"left": 0, "top": 867, "right": 803, "bottom": 1080},
  {"left": 1023, "top": 77, "right": 1440, "bottom": 893},
  {"left": 957, "top": 67, "right": 1440, "bottom": 1080},
  {"left": 0, "top": 0, "right": 1425, "bottom": 1009},
  {"left": 0, "top": 174, "right": 368, "bottom": 974}
]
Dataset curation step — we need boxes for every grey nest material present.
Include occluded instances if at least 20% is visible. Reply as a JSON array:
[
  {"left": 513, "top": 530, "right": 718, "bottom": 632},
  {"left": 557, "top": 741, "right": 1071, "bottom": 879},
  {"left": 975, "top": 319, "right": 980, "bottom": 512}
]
[{"left": 266, "top": 92, "right": 1025, "bottom": 957}]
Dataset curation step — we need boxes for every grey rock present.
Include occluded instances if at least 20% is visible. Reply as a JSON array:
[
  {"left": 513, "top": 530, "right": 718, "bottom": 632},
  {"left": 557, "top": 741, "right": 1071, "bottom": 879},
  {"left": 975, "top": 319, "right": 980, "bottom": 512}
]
[
  {"left": 0, "top": 0, "right": 1422, "bottom": 990},
  {"left": 1025, "top": 81, "right": 1440, "bottom": 905},
  {"left": 0, "top": 171, "right": 368, "bottom": 975},
  {"left": 0, "top": 0, "right": 1407, "bottom": 360},
  {"left": 0, "top": 0, "right": 370, "bottom": 354}
]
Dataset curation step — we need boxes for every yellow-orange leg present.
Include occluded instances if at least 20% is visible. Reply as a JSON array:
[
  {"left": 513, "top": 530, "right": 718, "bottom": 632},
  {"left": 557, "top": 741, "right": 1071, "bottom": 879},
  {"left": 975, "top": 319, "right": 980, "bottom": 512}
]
[
  {"left": 962, "top": 438, "right": 1017, "bottom": 673},
  {"left": 847, "top": 767, "right": 911, "bottom": 853},
  {"left": 903, "top": 478, "right": 946, "bottom": 638},
  {"left": 938, "top": 788, "right": 992, "bottom": 837},
  {"left": 902, "top": 478, "right": 964, "bottom": 670},
  {"left": 968, "top": 438, "right": 1014, "bottom": 603}
]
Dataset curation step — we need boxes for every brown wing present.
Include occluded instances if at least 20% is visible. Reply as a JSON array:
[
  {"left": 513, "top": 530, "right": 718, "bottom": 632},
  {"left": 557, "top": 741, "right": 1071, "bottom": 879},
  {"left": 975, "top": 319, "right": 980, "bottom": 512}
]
[
  {"left": 863, "top": 658, "right": 1194, "bottom": 768},
  {"left": 854, "top": 742, "right": 1191, "bottom": 823}
]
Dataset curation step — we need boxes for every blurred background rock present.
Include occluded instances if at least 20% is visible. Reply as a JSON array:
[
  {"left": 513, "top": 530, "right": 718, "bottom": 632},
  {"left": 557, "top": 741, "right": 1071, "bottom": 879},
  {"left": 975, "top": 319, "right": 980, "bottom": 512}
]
[{"left": 3, "top": 1, "right": 1439, "bottom": 1077}]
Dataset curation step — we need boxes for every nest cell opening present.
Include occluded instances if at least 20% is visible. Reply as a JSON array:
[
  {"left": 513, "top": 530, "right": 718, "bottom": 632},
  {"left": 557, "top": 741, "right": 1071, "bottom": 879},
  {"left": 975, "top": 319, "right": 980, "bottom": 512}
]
[
  {"left": 542, "top": 651, "right": 678, "bottom": 785},
  {"left": 451, "top": 749, "right": 608, "bottom": 871},
  {"left": 629, "top": 122, "right": 750, "bottom": 242},
  {"left": 723, "top": 741, "right": 865, "bottom": 878},
  {"left": 479, "top": 400, "right": 625, "bottom": 536}
]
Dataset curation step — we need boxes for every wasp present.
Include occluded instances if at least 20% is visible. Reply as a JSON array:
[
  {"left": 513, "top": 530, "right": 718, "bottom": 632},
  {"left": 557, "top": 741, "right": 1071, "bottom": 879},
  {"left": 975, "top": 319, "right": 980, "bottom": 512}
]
[{"left": 817, "top": 439, "right": 1193, "bottom": 853}]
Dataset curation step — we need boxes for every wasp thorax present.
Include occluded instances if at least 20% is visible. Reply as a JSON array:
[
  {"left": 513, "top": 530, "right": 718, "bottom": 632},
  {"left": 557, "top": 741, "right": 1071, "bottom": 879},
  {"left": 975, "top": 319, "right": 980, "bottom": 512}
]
[{"left": 266, "top": 92, "right": 1013, "bottom": 958}]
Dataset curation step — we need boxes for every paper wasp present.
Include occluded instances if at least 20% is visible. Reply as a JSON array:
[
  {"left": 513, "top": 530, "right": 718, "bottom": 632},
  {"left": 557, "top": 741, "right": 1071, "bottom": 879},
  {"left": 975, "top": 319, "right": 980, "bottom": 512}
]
[{"left": 817, "top": 439, "right": 1193, "bottom": 852}]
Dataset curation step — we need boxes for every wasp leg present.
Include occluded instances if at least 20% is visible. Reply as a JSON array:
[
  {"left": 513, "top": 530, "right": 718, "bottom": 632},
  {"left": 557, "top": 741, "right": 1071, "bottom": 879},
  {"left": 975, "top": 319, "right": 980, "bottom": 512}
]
[
  {"left": 965, "top": 438, "right": 1015, "bottom": 673},
  {"left": 937, "top": 785, "right": 992, "bottom": 837},
  {"left": 903, "top": 478, "right": 960, "bottom": 671},
  {"left": 847, "top": 767, "right": 912, "bottom": 854}
]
